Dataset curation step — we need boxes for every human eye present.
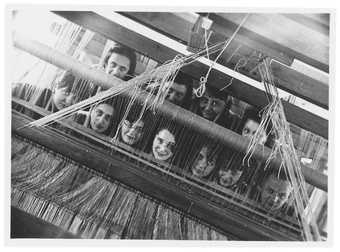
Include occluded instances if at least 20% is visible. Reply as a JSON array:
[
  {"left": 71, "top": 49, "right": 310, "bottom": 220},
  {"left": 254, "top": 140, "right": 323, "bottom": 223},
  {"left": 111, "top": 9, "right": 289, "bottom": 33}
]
[
  {"left": 124, "top": 120, "right": 131, "bottom": 127},
  {"left": 157, "top": 137, "right": 163, "bottom": 144},
  {"left": 167, "top": 142, "right": 175, "bottom": 150},
  {"left": 267, "top": 188, "right": 274, "bottom": 194},
  {"left": 176, "top": 93, "right": 184, "bottom": 99},
  {"left": 200, "top": 97, "right": 208, "bottom": 105},
  {"left": 120, "top": 66, "right": 127, "bottom": 72},
  {"left": 279, "top": 193, "right": 287, "bottom": 199},
  {"left": 208, "top": 160, "right": 214, "bottom": 166},
  {"left": 135, "top": 126, "right": 143, "bottom": 132},
  {"left": 96, "top": 110, "right": 103, "bottom": 116}
]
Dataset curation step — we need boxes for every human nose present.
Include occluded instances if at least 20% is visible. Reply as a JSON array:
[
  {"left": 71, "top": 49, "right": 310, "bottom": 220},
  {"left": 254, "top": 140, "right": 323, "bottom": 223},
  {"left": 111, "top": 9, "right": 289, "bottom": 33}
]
[
  {"left": 97, "top": 115, "right": 105, "bottom": 124},
  {"left": 204, "top": 99, "right": 213, "bottom": 110},
  {"left": 272, "top": 194, "right": 280, "bottom": 203},
  {"left": 65, "top": 95, "right": 74, "bottom": 106},
  {"left": 127, "top": 127, "right": 135, "bottom": 135},
  {"left": 111, "top": 66, "right": 120, "bottom": 76},
  {"left": 158, "top": 144, "right": 167, "bottom": 152},
  {"left": 168, "top": 92, "right": 175, "bottom": 101},
  {"left": 198, "top": 158, "right": 207, "bottom": 168}
]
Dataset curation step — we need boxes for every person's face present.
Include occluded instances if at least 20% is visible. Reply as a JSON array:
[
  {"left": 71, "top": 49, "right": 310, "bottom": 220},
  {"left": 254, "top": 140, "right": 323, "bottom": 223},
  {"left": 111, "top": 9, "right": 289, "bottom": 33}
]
[
  {"left": 121, "top": 119, "right": 145, "bottom": 145},
  {"left": 152, "top": 129, "right": 175, "bottom": 161},
  {"left": 52, "top": 86, "right": 75, "bottom": 111},
  {"left": 166, "top": 82, "right": 187, "bottom": 106},
  {"left": 261, "top": 175, "right": 292, "bottom": 212},
  {"left": 90, "top": 104, "right": 114, "bottom": 134},
  {"left": 242, "top": 119, "right": 267, "bottom": 145},
  {"left": 191, "top": 146, "right": 217, "bottom": 178},
  {"left": 199, "top": 92, "right": 226, "bottom": 121},
  {"left": 218, "top": 169, "right": 243, "bottom": 187},
  {"left": 105, "top": 53, "right": 130, "bottom": 80}
]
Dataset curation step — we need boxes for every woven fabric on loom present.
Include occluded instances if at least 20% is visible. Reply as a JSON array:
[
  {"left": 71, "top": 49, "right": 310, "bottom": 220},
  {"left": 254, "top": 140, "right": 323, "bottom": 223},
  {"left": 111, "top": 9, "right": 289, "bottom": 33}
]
[{"left": 11, "top": 135, "right": 231, "bottom": 240}]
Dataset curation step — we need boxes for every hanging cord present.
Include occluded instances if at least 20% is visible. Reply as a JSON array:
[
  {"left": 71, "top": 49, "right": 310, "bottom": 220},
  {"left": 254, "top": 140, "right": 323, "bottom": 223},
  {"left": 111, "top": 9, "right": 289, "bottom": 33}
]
[
  {"left": 20, "top": 26, "right": 250, "bottom": 130},
  {"left": 194, "top": 13, "right": 250, "bottom": 98},
  {"left": 243, "top": 57, "right": 321, "bottom": 241}
]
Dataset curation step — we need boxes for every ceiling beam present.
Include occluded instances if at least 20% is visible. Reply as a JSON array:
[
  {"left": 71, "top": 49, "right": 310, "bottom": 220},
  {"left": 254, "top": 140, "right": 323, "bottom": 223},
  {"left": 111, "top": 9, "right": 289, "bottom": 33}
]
[
  {"left": 121, "top": 12, "right": 328, "bottom": 108},
  {"left": 212, "top": 13, "right": 329, "bottom": 72}
]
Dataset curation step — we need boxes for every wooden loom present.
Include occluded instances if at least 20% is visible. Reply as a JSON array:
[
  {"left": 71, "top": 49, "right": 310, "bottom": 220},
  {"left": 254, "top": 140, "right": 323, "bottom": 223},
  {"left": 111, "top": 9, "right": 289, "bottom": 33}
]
[{"left": 11, "top": 11, "right": 329, "bottom": 241}]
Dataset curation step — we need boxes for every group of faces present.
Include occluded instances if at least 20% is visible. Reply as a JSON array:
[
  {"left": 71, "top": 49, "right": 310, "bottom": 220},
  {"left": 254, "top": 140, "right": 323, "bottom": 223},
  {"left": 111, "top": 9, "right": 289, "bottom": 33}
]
[
  {"left": 191, "top": 117, "right": 267, "bottom": 183},
  {"left": 49, "top": 48, "right": 291, "bottom": 212},
  {"left": 51, "top": 45, "right": 136, "bottom": 113}
]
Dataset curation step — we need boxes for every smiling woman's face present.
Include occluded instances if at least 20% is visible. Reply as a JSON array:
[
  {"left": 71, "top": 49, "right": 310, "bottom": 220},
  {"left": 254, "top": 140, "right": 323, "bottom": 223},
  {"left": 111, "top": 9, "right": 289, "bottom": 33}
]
[
  {"left": 199, "top": 92, "right": 226, "bottom": 121},
  {"left": 152, "top": 129, "right": 175, "bottom": 161},
  {"left": 191, "top": 146, "right": 217, "bottom": 178}
]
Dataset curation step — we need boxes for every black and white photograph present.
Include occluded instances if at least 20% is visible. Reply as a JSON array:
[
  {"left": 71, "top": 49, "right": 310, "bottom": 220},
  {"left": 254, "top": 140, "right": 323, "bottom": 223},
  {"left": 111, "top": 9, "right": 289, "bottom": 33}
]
[{"left": 4, "top": 2, "right": 335, "bottom": 245}]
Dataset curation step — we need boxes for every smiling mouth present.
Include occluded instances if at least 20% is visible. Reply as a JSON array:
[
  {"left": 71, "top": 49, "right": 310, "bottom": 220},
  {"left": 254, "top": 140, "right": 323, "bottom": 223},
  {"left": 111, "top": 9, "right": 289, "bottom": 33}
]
[
  {"left": 156, "top": 151, "right": 168, "bottom": 157},
  {"left": 124, "top": 135, "right": 137, "bottom": 144},
  {"left": 94, "top": 124, "right": 104, "bottom": 130},
  {"left": 202, "top": 111, "right": 215, "bottom": 119},
  {"left": 220, "top": 177, "right": 234, "bottom": 186}
]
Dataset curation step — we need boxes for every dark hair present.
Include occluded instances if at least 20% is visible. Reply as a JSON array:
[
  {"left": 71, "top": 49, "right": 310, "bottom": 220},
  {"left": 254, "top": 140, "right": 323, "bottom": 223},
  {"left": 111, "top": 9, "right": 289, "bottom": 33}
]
[
  {"left": 119, "top": 108, "right": 153, "bottom": 148},
  {"left": 145, "top": 121, "right": 179, "bottom": 156},
  {"left": 238, "top": 108, "right": 262, "bottom": 133},
  {"left": 90, "top": 99, "right": 116, "bottom": 136},
  {"left": 238, "top": 107, "right": 273, "bottom": 145},
  {"left": 264, "top": 165, "right": 290, "bottom": 183},
  {"left": 102, "top": 44, "right": 137, "bottom": 80},
  {"left": 204, "top": 85, "right": 229, "bottom": 101},
  {"left": 173, "top": 72, "right": 193, "bottom": 109}
]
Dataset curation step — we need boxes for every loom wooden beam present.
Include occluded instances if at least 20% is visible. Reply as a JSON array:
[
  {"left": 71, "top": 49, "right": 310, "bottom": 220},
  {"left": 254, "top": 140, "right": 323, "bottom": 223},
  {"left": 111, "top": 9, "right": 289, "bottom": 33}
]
[
  {"left": 211, "top": 13, "right": 329, "bottom": 73},
  {"left": 52, "top": 11, "right": 328, "bottom": 139},
  {"left": 12, "top": 112, "right": 302, "bottom": 241},
  {"left": 12, "top": 34, "right": 327, "bottom": 192},
  {"left": 120, "top": 12, "right": 293, "bottom": 66},
  {"left": 121, "top": 12, "right": 328, "bottom": 108},
  {"left": 281, "top": 14, "right": 329, "bottom": 35},
  {"left": 271, "top": 60, "right": 328, "bottom": 109}
]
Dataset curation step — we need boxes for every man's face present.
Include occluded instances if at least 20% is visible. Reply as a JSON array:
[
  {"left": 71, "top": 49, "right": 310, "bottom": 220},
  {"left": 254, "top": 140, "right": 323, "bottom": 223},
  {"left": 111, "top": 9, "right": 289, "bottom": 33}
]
[
  {"left": 218, "top": 169, "right": 243, "bottom": 187},
  {"left": 121, "top": 119, "right": 145, "bottom": 145},
  {"left": 52, "top": 86, "right": 75, "bottom": 111},
  {"left": 166, "top": 82, "right": 187, "bottom": 106},
  {"left": 242, "top": 119, "right": 267, "bottom": 145},
  {"left": 191, "top": 146, "right": 217, "bottom": 178},
  {"left": 105, "top": 53, "right": 130, "bottom": 80},
  {"left": 90, "top": 104, "right": 114, "bottom": 134},
  {"left": 199, "top": 92, "right": 226, "bottom": 121},
  {"left": 152, "top": 129, "right": 175, "bottom": 161},
  {"left": 261, "top": 175, "right": 292, "bottom": 212}
]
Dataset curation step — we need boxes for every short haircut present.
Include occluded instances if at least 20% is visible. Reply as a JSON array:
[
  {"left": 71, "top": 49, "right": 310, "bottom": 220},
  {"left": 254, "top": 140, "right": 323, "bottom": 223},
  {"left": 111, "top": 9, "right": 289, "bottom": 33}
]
[
  {"left": 125, "top": 107, "right": 151, "bottom": 123},
  {"left": 203, "top": 85, "right": 229, "bottom": 101},
  {"left": 264, "top": 165, "right": 290, "bottom": 183},
  {"left": 102, "top": 44, "right": 137, "bottom": 80},
  {"left": 240, "top": 107, "right": 274, "bottom": 140}
]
